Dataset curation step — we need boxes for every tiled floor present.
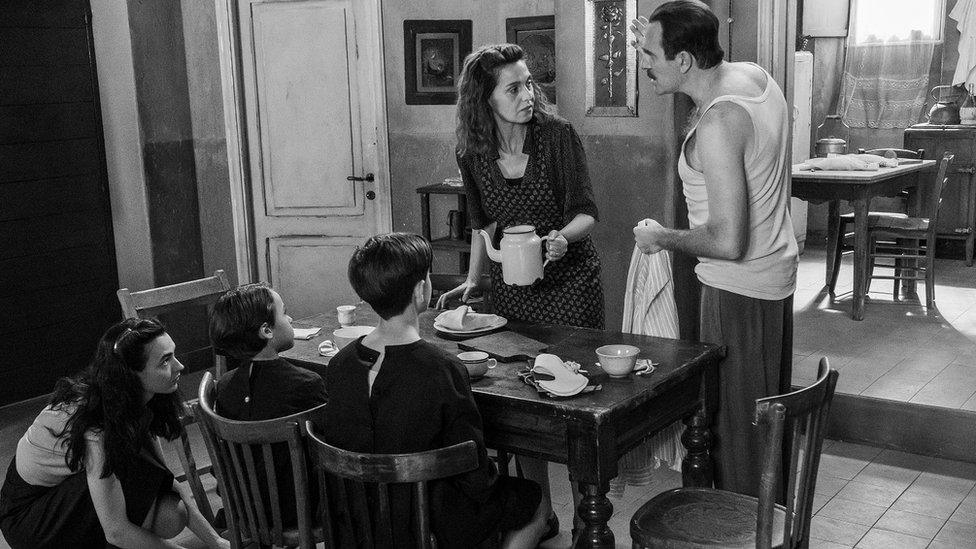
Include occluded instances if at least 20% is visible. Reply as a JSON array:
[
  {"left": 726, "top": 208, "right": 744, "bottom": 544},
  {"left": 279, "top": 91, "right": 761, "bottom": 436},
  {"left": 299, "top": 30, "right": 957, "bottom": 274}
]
[{"left": 791, "top": 244, "right": 976, "bottom": 409}]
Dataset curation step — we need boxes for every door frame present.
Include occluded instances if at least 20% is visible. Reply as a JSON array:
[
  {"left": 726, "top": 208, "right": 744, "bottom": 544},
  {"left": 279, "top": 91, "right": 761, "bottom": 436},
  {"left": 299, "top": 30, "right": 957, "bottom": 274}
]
[{"left": 214, "top": 0, "right": 392, "bottom": 283}]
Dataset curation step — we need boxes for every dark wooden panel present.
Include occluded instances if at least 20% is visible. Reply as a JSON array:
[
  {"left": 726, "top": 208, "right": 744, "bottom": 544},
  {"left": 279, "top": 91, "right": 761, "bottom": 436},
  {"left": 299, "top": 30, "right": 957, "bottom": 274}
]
[
  {"left": 0, "top": 0, "right": 88, "bottom": 28},
  {"left": 0, "top": 103, "right": 96, "bottom": 144},
  {"left": 0, "top": 208, "right": 109, "bottom": 260},
  {"left": 0, "top": 175, "right": 103, "bottom": 221},
  {"left": 0, "top": 27, "right": 89, "bottom": 66},
  {"left": 0, "top": 65, "right": 92, "bottom": 105},
  {"left": 1, "top": 280, "right": 118, "bottom": 332},
  {"left": 0, "top": 351, "right": 91, "bottom": 405},
  {"left": 0, "top": 245, "right": 114, "bottom": 297},
  {"left": 0, "top": 138, "right": 99, "bottom": 182}
]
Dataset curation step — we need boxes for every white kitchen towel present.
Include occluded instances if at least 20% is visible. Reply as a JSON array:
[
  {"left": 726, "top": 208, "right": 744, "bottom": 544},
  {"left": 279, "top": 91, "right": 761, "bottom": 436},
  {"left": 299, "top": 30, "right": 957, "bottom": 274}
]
[{"left": 612, "top": 247, "right": 683, "bottom": 498}]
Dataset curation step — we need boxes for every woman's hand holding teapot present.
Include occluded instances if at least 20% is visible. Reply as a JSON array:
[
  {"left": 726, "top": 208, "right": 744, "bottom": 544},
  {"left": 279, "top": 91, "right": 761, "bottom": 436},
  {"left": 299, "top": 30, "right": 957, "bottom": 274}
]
[{"left": 545, "top": 230, "right": 568, "bottom": 262}]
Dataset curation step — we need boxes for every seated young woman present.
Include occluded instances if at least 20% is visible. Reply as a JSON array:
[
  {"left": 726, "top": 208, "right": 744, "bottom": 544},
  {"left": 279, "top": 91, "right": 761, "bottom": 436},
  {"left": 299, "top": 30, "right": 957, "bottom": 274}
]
[{"left": 0, "top": 318, "right": 228, "bottom": 549}]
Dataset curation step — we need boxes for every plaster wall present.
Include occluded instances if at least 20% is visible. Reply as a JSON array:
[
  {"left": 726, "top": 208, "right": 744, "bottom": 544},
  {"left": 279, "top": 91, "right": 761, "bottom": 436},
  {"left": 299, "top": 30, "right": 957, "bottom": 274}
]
[{"left": 90, "top": 0, "right": 154, "bottom": 291}]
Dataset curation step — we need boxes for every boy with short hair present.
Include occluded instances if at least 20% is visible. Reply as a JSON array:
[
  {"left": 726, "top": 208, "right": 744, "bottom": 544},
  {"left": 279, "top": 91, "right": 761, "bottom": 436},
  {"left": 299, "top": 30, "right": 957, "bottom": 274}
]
[
  {"left": 209, "top": 283, "right": 327, "bottom": 525},
  {"left": 323, "top": 232, "right": 548, "bottom": 548}
]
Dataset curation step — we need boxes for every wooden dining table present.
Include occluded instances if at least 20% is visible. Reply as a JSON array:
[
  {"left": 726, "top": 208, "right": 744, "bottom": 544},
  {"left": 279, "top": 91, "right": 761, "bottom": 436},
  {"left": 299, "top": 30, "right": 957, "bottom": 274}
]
[
  {"left": 282, "top": 308, "right": 724, "bottom": 549},
  {"left": 791, "top": 160, "right": 936, "bottom": 320}
]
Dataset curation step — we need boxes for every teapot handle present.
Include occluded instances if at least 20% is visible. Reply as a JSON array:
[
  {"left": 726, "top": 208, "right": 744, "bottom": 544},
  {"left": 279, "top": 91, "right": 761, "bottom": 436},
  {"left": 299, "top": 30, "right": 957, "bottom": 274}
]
[{"left": 932, "top": 85, "right": 953, "bottom": 101}]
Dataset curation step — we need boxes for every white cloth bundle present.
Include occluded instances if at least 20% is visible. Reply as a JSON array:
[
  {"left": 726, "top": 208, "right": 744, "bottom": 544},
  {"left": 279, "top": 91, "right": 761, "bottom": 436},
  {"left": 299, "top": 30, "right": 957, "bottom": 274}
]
[{"left": 434, "top": 305, "right": 499, "bottom": 331}]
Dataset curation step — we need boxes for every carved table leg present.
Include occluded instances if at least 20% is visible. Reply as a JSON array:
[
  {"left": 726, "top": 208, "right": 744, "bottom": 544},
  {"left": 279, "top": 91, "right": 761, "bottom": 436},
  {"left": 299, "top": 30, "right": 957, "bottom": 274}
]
[
  {"left": 681, "top": 410, "right": 713, "bottom": 488},
  {"left": 573, "top": 483, "right": 614, "bottom": 549}
]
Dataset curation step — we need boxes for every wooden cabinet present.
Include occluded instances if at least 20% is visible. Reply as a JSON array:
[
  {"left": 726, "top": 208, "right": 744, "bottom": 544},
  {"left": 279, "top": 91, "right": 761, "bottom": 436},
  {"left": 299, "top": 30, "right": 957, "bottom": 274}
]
[
  {"left": 904, "top": 124, "right": 976, "bottom": 265},
  {"left": 416, "top": 183, "right": 470, "bottom": 269}
]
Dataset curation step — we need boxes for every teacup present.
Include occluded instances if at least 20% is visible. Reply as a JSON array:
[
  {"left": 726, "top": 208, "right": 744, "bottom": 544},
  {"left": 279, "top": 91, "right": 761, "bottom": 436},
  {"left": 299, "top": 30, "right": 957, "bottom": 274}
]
[
  {"left": 336, "top": 305, "right": 357, "bottom": 326},
  {"left": 318, "top": 325, "right": 374, "bottom": 354},
  {"left": 457, "top": 351, "right": 497, "bottom": 379},
  {"left": 595, "top": 344, "right": 640, "bottom": 378}
]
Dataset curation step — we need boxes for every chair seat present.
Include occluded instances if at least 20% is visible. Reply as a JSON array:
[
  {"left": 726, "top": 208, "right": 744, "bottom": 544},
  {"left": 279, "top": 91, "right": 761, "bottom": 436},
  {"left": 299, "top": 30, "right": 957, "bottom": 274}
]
[
  {"left": 839, "top": 211, "right": 929, "bottom": 231},
  {"left": 630, "top": 488, "right": 786, "bottom": 549}
]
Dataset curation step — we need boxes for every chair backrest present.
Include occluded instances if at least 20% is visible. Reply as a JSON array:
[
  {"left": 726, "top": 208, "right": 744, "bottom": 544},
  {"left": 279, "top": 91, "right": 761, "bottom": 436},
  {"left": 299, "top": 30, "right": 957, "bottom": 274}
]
[
  {"left": 924, "top": 152, "right": 955, "bottom": 226},
  {"left": 754, "top": 358, "right": 838, "bottom": 549},
  {"left": 116, "top": 269, "right": 232, "bottom": 374},
  {"left": 305, "top": 422, "right": 479, "bottom": 549},
  {"left": 195, "top": 371, "right": 325, "bottom": 549},
  {"left": 860, "top": 147, "right": 924, "bottom": 159}
]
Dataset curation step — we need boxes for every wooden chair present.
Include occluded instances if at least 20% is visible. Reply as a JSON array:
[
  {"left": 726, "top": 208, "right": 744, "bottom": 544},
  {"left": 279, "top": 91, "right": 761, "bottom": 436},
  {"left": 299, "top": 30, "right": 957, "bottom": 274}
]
[
  {"left": 865, "top": 152, "right": 955, "bottom": 308},
  {"left": 116, "top": 269, "right": 233, "bottom": 525},
  {"left": 305, "top": 422, "right": 479, "bottom": 548},
  {"left": 630, "top": 358, "right": 838, "bottom": 549},
  {"left": 828, "top": 149, "right": 925, "bottom": 295},
  {"left": 195, "top": 371, "right": 326, "bottom": 549}
]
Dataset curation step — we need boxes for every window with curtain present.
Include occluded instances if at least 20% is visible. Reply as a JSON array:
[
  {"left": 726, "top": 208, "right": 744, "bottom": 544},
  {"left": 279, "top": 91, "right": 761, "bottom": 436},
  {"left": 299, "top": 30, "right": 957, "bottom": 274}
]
[{"left": 840, "top": 0, "right": 945, "bottom": 128}]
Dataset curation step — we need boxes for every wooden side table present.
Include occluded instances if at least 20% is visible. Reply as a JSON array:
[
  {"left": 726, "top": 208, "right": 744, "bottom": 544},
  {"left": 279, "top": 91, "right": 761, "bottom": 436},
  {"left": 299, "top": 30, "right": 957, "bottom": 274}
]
[{"left": 416, "top": 182, "right": 470, "bottom": 269}]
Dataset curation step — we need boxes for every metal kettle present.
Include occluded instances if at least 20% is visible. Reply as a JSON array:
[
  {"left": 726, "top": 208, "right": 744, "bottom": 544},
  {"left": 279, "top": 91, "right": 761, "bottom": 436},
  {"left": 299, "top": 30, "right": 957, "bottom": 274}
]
[
  {"left": 815, "top": 115, "right": 849, "bottom": 157},
  {"left": 928, "top": 85, "right": 961, "bottom": 125}
]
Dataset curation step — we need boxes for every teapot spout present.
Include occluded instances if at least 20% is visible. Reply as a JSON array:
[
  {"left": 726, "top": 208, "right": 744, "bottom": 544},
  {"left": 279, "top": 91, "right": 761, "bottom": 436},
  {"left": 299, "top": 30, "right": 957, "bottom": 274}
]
[{"left": 479, "top": 229, "right": 502, "bottom": 263}]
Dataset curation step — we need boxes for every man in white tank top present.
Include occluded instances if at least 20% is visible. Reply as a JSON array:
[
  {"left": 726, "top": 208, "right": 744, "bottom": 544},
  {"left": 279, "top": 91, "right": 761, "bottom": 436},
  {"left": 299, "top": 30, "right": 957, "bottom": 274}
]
[{"left": 629, "top": 0, "right": 799, "bottom": 499}]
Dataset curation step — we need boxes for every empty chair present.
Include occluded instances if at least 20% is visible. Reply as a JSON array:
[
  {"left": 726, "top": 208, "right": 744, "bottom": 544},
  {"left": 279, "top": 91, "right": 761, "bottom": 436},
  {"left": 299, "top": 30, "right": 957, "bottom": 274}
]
[
  {"left": 866, "top": 152, "right": 954, "bottom": 308},
  {"left": 116, "top": 269, "right": 233, "bottom": 525},
  {"left": 305, "top": 422, "right": 479, "bottom": 549},
  {"left": 195, "top": 371, "right": 326, "bottom": 549},
  {"left": 828, "top": 149, "right": 925, "bottom": 296},
  {"left": 630, "top": 358, "right": 838, "bottom": 549}
]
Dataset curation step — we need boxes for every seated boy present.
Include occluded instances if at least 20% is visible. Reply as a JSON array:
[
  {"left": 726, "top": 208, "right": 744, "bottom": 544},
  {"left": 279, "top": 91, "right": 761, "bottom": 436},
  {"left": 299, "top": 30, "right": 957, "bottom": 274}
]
[
  {"left": 209, "top": 283, "right": 327, "bottom": 526},
  {"left": 322, "top": 233, "right": 549, "bottom": 548}
]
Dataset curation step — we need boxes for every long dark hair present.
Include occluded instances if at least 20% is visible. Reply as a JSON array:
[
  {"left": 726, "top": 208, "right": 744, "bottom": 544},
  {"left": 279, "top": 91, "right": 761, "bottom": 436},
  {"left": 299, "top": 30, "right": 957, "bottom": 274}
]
[
  {"left": 455, "top": 43, "right": 554, "bottom": 157},
  {"left": 50, "top": 317, "right": 184, "bottom": 478}
]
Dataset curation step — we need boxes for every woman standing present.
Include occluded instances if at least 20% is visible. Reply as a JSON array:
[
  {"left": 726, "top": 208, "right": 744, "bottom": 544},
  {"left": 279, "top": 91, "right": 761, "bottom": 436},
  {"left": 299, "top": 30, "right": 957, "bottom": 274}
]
[
  {"left": 436, "top": 43, "right": 604, "bottom": 329},
  {"left": 0, "top": 318, "right": 228, "bottom": 549}
]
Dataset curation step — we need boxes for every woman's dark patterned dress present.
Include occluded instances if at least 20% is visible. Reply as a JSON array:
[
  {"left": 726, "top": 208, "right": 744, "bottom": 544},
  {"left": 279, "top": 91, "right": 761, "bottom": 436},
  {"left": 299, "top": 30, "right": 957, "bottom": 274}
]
[{"left": 457, "top": 114, "right": 604, "bottom": 329}]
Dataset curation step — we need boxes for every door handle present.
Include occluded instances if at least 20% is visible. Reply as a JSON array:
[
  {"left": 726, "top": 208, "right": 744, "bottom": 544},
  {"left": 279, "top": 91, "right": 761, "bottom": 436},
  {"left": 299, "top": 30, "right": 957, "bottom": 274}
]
[{"left": 347, "top": 173, "right": 375, "bottom": 182}]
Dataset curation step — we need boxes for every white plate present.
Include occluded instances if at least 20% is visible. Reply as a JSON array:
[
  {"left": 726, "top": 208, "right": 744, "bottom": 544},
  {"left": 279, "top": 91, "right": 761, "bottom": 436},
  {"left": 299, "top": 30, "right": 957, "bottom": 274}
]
[{"left": 433, "top": 316, "right": 508, "bottom": 335}]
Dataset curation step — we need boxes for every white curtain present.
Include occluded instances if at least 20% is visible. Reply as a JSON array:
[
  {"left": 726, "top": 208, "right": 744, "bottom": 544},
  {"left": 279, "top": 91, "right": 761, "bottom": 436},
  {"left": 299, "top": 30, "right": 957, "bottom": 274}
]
[{"left": 840, "top": 0, "right": 940, "bottom": 129}]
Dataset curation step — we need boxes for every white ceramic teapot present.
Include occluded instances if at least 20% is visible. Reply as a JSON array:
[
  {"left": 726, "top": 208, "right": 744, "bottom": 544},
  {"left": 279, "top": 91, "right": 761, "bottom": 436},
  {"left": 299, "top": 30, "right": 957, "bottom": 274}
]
[{"left": 479, "top": 225, "right": 552, "bottom": 286}]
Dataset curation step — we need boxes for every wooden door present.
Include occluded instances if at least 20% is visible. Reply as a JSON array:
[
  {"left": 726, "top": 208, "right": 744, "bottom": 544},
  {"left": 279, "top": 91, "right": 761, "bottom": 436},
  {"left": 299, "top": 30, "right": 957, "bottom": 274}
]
[
  {"left": 0, "top": 0, "right": 119, "bottom": 405},
  {"left": 235, "top": 0, "right": 388, "bottom": 318}
]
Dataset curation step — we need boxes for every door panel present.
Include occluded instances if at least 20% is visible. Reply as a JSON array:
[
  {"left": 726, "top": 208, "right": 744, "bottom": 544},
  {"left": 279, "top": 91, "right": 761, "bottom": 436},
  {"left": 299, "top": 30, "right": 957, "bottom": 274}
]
[
  {"left": 268, "top": 236, "right": 361, "bottom": 319},
  {"left": 251, "top": 2, "right": 362, "bottom": 216},
  {"left": 237, "top": 0, "right": 384, "bottom": 313}
]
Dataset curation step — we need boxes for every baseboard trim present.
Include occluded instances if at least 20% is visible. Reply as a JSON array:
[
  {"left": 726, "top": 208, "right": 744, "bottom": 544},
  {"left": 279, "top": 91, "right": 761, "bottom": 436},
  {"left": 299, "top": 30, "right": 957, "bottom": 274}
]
[{"left": 812, "top": 390, "right": 976, "bottom": 464}]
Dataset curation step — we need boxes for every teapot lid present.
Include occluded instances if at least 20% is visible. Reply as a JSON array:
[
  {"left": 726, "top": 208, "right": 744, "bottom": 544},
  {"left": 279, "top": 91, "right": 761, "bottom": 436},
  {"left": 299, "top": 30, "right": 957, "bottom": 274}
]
[
  {"left": 817, "top": 136, "right": 847, "bottom": 144},
  {"left": 503, "top": 224, "right": 535, "bottom": 234}
]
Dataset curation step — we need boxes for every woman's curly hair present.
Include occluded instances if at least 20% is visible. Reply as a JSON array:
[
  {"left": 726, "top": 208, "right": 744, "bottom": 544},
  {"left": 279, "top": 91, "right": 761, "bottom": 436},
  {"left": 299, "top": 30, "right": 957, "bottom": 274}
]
[
  {"left": 455, "top": 43, "right": 554, "bottom": 157},
  {"left": 49, "top": 317, "right": 184, "bottom": 479}
]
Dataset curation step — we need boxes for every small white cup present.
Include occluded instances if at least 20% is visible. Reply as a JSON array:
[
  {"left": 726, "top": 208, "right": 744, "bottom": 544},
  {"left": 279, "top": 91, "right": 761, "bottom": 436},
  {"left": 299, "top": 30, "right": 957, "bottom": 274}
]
[
  {"left": 336, "top": 305, "right": 357, "bottom": 327},
  {"left": 457, "top": 351, "right": 497, "bottom": 379},
  {"left": 318, "top": 325, "right": 374, "bottom": 354}
]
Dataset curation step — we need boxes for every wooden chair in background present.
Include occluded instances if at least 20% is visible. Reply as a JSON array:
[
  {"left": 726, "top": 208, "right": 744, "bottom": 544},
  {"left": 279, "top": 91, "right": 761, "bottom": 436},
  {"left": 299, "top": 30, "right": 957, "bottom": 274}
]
[
  {"left": 116, "top": 269, "right": 233, "bottom": 525},
  {"left": 305, "top": 423, "right": 479, "bottom": 549},
  {"left": 196, "top": 371, "right": 326, "bottom": 549},
  {"left": 828, "top": 149, "right": 926, "bottom": 295},
  {"left": 866, "top": 152, "right": 955, "bottom": 308},
  {"left": 630, "top": 358, "right": 838, "bottom": 549}
]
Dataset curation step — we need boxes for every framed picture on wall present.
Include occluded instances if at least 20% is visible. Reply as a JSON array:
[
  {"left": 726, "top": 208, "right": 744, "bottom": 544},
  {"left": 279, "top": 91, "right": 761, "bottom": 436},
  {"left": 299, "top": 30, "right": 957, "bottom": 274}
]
[
  {"left": 584, "top": 0, "right": 637, "bottom": 116},
  {"left": 506, "top": 15, "right": 556, "bottom": 104},
  {"left": 403, "top": 20, "right": 472, "bottom": 105}
]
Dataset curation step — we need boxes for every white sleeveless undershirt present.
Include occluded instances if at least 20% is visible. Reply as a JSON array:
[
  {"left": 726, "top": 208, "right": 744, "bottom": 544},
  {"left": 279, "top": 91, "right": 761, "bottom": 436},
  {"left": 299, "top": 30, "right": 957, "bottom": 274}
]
[{"left": 677, "top": 63, "right": 798, "bottom": 300}]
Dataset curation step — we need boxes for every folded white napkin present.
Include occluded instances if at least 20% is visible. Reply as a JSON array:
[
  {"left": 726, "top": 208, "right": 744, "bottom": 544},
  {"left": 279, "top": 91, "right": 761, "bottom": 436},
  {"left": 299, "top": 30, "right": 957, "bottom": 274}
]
[
  {"left": 293, "top": 327, "right": 321, "bottom": 340},
  {"left": 435, "top": 305, "right": 499, "bottom": 331},
  {"left": 532, "top": 354, "right": 588, "bottom": 396}
]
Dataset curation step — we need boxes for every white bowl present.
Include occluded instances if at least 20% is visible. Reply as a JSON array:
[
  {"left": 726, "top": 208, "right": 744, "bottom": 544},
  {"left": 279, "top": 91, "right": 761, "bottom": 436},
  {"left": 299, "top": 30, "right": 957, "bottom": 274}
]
[
  {"left": 595, "top": 344, "right": 640, "bottom": 378},
  {"left": 332, "top": 325, "right": 374, "bottom": 348}
]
